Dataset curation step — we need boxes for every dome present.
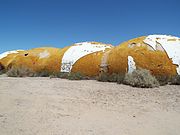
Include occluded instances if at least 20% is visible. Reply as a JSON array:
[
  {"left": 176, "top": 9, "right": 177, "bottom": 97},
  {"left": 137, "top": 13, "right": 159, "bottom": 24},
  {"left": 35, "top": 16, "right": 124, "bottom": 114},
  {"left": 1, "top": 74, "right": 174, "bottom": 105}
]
[
  {"left": 107, "top": 35, "right": 180, "bottom": 76},
  {"left": 1, "top": 35, "right": 180, "bottom": 77},
  {"left": 0, "top": 50, "right": 24, "bottom": 69}
]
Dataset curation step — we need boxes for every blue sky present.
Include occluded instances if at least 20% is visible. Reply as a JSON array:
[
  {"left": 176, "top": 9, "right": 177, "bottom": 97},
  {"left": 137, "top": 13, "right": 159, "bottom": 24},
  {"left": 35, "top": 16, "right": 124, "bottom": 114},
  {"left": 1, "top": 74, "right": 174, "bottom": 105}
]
[{"left": 0, "top": 0, "right": 179, "bottom": 53}]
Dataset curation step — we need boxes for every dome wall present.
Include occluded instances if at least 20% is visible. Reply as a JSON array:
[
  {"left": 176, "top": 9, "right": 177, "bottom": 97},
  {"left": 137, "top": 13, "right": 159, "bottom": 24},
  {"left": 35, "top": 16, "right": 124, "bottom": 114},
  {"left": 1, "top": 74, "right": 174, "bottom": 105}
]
[
  {"left": 8, "top": 47, "right": 63, "bottom": 73},
  {"left": 72, "top": 51, "right": 106, "bottom": 77},
  {"left": 1, "top": 35, "right": 180, "bottom": 77},
  {"left": 0, "top": 50, "right": 24, "bottom": 69},
  {"left": 60, "top": 42, "right": 113, "bottom": 76},
  {"left": 106, "top": 35, "right": 179, "bottom": 76}
]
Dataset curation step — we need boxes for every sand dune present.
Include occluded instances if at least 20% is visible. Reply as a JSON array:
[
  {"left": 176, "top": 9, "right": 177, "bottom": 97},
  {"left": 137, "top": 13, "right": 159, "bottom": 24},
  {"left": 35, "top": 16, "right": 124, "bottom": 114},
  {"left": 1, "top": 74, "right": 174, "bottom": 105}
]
[{"left": 0, "top": 77, "right": 180, "bottom": 135}]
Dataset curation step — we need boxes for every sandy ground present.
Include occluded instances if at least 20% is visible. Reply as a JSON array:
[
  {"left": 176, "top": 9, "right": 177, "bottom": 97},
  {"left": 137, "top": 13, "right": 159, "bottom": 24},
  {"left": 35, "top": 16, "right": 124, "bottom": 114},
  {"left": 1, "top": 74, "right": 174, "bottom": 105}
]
[{"left": 0, "top": 77, "right": 180, "bottom": 135}]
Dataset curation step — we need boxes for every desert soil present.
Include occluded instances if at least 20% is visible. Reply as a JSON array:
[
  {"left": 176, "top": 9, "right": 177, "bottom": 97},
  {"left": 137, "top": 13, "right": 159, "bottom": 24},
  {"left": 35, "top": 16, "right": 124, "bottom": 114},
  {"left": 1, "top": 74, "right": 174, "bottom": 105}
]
[{"left": 0, "top": 77, "right": 180, "bottom": 135}]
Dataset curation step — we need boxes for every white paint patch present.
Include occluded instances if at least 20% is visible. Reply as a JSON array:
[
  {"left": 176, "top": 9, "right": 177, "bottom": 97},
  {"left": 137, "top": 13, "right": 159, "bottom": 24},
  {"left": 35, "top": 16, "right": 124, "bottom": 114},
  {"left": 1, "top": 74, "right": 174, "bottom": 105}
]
[
  {"left": 144, "top": 35, "right": 180, "bottom": 75},
  {"left": 177, "top": 66, "right": 180, "bottom": 75},
  {"left": 128, "top": 56, "right": 136, "bottom": 73},
  {"left": 39, "top": 50, "right": 50, "bottom": 59},
  {"left": 61, "top": 42, "right": 112, "bottom": 72},
  {"left": 0, "top": 50, "right": 23, "bottom": 60},
  {"left": 143, "top": 35, "right": 179, "bottom": 50}
]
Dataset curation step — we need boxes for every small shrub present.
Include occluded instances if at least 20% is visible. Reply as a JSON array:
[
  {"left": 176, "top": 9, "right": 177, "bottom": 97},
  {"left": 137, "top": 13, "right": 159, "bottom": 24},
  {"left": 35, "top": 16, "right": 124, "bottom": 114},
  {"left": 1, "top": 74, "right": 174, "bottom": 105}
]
[
  {"left": 67, "top": 72, "right": 85, "bottom": 80},
  {"left": 50, "top": 72, "right": 88, "bottom": 80},
  {"left": 116, "top": 73, "right": 125, "bottom": 84},
  {"left": 108, "top": 73, "right": 119, "bottom": 82},
  {"left": 97, "top": 72, "right": 125, "bottom": 83},
  {"left": 49, "top": 73, "right": 58, "bottom": 79},
  {"left": 56, "top": 72, "right": 69, "bottom": 79},
  {"left": 170, "top": 75, "right": 180, "bottom": 85},
  {"left": 123, "top": 68, "right": 159, "bottom": 88},
  {"left": 49, "top": 72, "right": 69, "bottom": 79},
  {"left": 97, "top": 72, "right": 109, "bottom": 82},
  {"left": 6, "top": 66, "right": 35, "bottom": 77},
  {"left": 0, "top": 69, "right": 6, "bottom": 75},
  {"left": 155, "top": 75, "right": 170, "bottom": 86},
  {"left": 34, "top": 70, "right": 53, "bottom": 77},
  {"left": 0, "top": 63, "right": 6, "bottom": 75}
]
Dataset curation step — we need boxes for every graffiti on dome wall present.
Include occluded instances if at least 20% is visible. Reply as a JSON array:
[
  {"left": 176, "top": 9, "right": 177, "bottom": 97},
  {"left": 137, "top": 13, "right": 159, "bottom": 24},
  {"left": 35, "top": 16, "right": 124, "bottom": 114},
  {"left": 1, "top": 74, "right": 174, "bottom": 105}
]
[{"left": 61, "top": 61, "right": 74, "bottom": 73}]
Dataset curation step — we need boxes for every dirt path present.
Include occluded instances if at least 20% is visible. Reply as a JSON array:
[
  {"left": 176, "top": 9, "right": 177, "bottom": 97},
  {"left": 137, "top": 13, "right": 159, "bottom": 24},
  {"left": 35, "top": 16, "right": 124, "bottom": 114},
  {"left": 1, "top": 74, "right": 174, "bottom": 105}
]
[{"left": 0, "top": 77, "right": 180, "bottom": 135}]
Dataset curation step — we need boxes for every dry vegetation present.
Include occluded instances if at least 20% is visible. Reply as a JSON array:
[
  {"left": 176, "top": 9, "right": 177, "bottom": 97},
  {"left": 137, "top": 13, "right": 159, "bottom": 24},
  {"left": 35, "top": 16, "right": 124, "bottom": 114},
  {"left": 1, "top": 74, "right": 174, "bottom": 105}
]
[
  {"left": 50, "top": 72, "right": 87, "bottom": 80},
  {"left": 123, "top": 69, "right": 160, "bottom": 88},
  {"left": 97, "top": 69, "right": 160, "bottom": 88},
  {"left": 2, "top": 66, "right": 180, "bottom": 88},
  {"left": 0, "top": 69, "right": 6, "bottom": 75},
  {"left": 170, "top": 75, "right": 180, "bottom": 85},
  {"left": 6, "top": 66, "right": 35, "bottom": 77},
  {"left": 0, "top": 63, "right": 5, "bottom": 75},
  {"left": 97, "top": 72, "right": 125, "bottom": 83}
]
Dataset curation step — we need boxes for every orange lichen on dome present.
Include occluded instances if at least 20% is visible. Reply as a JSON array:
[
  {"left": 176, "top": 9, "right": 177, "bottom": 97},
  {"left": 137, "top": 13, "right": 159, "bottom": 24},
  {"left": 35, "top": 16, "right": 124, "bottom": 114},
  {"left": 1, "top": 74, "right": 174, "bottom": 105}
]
[
  {"left": 60, "top": 42, "right": 113, "bottom": 73},
  {"left": 0, "top": 50, "right": 24, "bottom": 69},
  {"left": 8, "top": 47, "right": 62, "bottom": 73},
  {"left": 1, "top": 35, "right": 179, "bottom": 77},
  {"left": 106, "top": 37, "right": 146, "bottom": 74},
  {"left": 72, "top": 50, "right": 109, "bottom": 77},
  {"left": 128, "top": 46, "right": 177, "bottom": 76},
  {"left": 107, "top": 36, "right": 177, "bottom": 76},
  {"left": 107, "top": 45, "right": 128, "bottom": 74}
]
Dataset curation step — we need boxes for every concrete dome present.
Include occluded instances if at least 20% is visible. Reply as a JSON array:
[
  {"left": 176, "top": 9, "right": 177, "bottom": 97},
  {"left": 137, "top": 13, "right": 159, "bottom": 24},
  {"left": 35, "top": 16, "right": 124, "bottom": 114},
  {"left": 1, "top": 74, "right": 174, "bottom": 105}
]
[
  {"left": 1, "top": 35, "right": 179, "bottom": 77},
  {"left": 107, "top": 35, "right": 180, "bottom": 76}
]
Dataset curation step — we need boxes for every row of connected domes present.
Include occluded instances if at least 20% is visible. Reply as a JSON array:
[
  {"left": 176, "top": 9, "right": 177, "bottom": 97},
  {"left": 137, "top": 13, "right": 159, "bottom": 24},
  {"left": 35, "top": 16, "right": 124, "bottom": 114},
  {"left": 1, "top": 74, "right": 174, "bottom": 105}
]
[{"left": 0, "top": 35, "right": 180, "bottom": 77}]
